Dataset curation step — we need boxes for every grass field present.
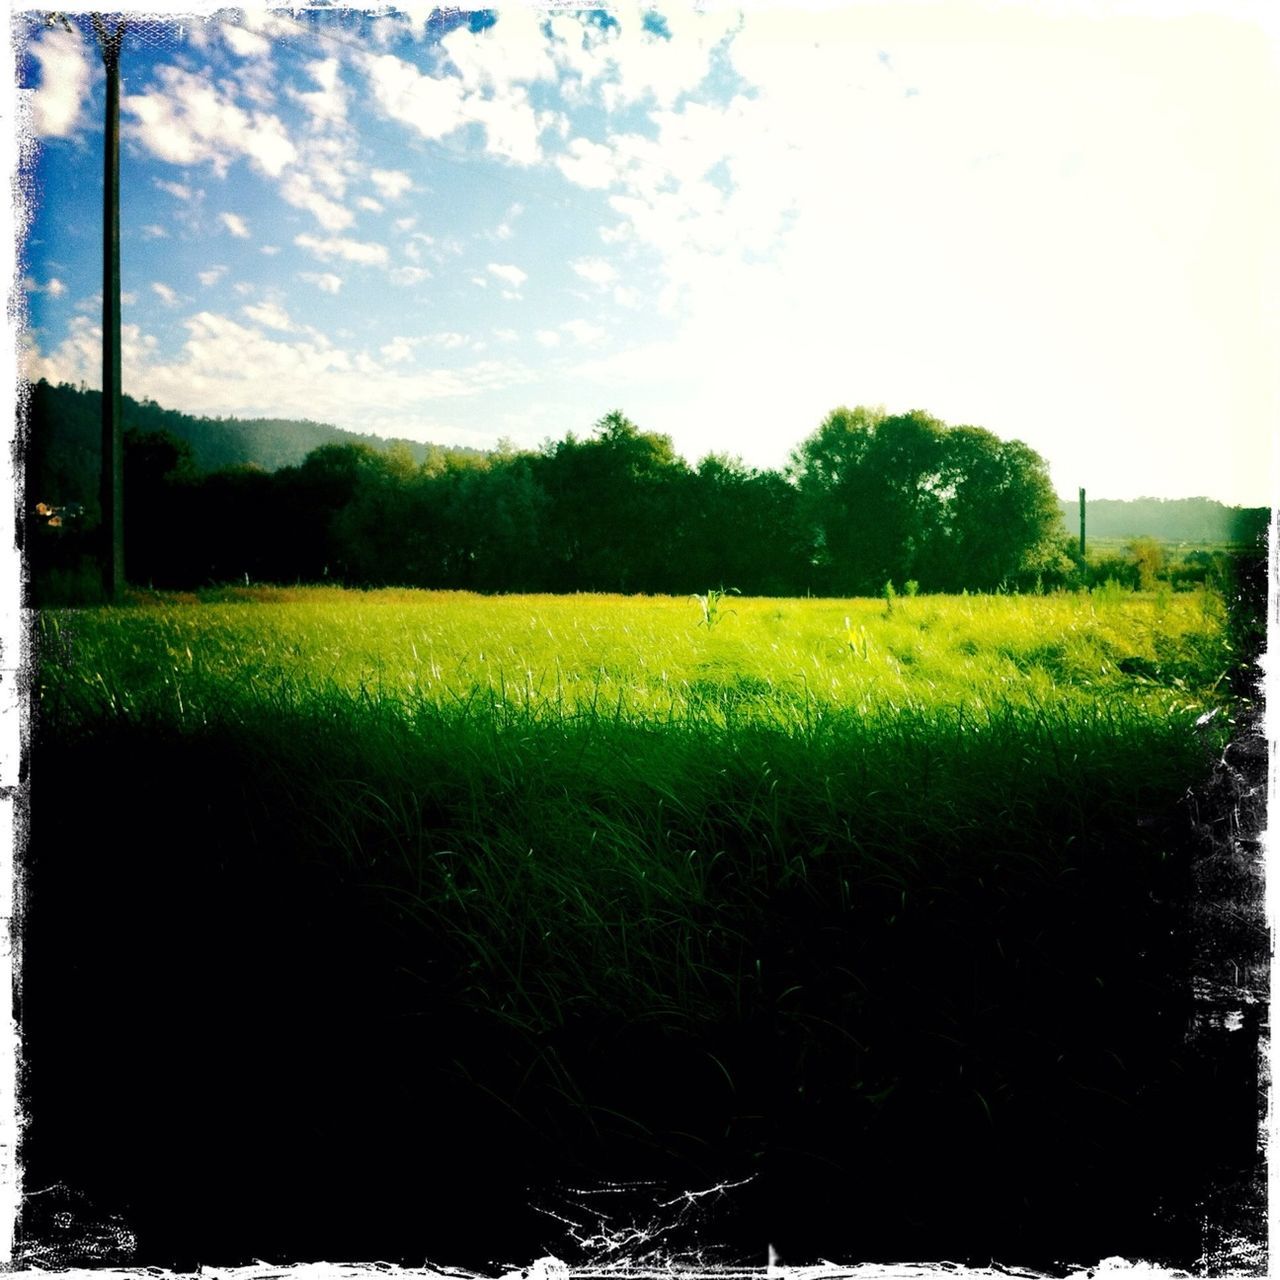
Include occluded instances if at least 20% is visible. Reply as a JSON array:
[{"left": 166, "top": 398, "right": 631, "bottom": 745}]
[
  {"left": 24, "top": 584, "right": 1263, "bottom": 1268},
  {"left": 41, "top": 582, "right": 1235, "bottom": 719}
]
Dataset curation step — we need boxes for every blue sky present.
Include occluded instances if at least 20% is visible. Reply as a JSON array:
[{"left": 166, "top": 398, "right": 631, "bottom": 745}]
[{"left": 13, "top": 1, "right": 1279, "bottom": 504}]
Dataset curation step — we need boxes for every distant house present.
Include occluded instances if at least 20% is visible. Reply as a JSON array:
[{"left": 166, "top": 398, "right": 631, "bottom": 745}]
[{"left": 34, "top": 501, "right": 84, "bottom": 528}]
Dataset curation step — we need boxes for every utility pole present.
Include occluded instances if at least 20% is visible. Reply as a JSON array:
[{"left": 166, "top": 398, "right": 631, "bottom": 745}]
[
  {"left": 1078, "top": 486, "right": 1086, "bottom": 560},
  {"left": 90, "top": 14, "right": 126, "bottom": 600}
]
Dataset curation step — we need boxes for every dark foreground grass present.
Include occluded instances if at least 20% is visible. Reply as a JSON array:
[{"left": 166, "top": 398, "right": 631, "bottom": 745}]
[{"left": 23, "top": 688, "right": 1261, "bottom": 1271}]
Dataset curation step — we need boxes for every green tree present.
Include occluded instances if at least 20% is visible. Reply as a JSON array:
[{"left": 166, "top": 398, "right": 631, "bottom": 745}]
[
  {"left": 122, "top": 427, "right": 196, "bottom": 585},
  {"left": 790, "top": 407, "right": 946, "bottom": 593},
  {"left": 1127, "top": 536, "right": 1165, "bottom": 592},
  {"left": 534, "top": 411, "right": 688, "bottom": 592},
  {"left": 678, "top": 454, "right": 806, "bottom": 594},
  {"left": 792, "top": 407, "right": 1066, "bottom": 593},
  {"left": 925, "top": 428, "right": 1067, "bottom": 590}
]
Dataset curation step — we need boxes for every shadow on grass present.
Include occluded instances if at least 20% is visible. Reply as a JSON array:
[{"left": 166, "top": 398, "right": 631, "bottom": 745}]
[{"left": 18, "top": 691, "right": 1265, "bottom": 1272}]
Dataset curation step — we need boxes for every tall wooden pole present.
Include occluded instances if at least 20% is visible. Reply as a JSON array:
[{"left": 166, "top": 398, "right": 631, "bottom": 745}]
[
  {"left": 1078, "top": 486, "right": 1086, "bottom": 560},
  {"left": 92, "top": 16, "right": 125, "bottom": 600}
]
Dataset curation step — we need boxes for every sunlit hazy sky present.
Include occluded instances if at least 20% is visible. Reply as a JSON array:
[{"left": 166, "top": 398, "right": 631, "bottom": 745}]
[{"left": 12, "top": 1, "right": 1279, "bottom": 504}]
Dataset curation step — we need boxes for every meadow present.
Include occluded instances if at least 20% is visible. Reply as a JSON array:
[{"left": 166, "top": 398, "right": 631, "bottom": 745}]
[{"left": 24, "top": 585, "right": 1262, "bottom": 1268}]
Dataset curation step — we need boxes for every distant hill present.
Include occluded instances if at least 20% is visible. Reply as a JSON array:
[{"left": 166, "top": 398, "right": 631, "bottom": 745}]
[
  {"left": 1058, "top": 496, "right": 1268, "bottom": 547},
  {"left": 24, "top": 379, "right": 1268, "bottom": 551},
  {"left": 23, "top": 378, "right": 484, "bottom": 506}
]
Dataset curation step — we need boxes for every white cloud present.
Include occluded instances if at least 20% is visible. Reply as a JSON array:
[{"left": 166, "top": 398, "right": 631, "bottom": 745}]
[
  {"left": 260, "top": 245, "right": 281, "bottom": 256},
  {"left": 487, "top": 262, "right": 527, "bottom": 288},
  {"left": 360, "top": 52, "right": 467, "bottom": 142},
  {"left": 154, "top": 178, "right": 197, "bottom": 201},
  {"left": 358, "top": 196, "right": 384, "bottom": 213},
  {"left": 295, "top": 233, "right": 390, "bottom": 266},
  {"left": 494, "top": 202, "right": 524, "bottom": 240},
  {"left": 124, "top": 65, "right": 297, "bottom": 178},
  {"left": 25, "top": 310, "right": 536, "bottom": 432},
  {"left": 291, "top": 57, "right": 347, "bottom": 125},
  {"left": 220, "top": 212, "right": 250, "bottom": 238},
  {"left": 556, "top": 137, "right": 619, "bottom": 189},
  {"left": 152, "top": 282, "right": 180, "bottom": 307},
  {"left": 24, "top": 315, "right": 157, "bottom": 386},
  {"left": 404, "top": 233, "right": 440, "bottom": 264},
  {"left": 563, "top": 318, "right": 606, "bottom": 345},
  {"left": 296, "top": 134, "right": 353, "bottom": 199},
  {"left": 242, "top": 301, "right": 294, "bottom": 331},
  {"left": 461, "top": 86, "right": 543, "bottom": 165},
  {"left": 440, "top": 8, "right": 555, "bottom": 92},
  {"left": 24, "top": 276, "right": 68, "bottom": 298},
  {"left": 222, "top": 23, "right": 272, "bottom": 59},
  {"left": 197, "top": 266, "right": 227, "bottom": 286},
  {"left": 389, "top": 266, "right": 431, "bottom": 287},
  {"left": 381, "top": 336, "right": 416, "bottom": 364},
  {"left": 141, "top": 224, "right": 169, "bottom": 239},
  {"left": 395, "top": 216, "right": 418, "bottom": 233},
  {"left": 28, "top": 26, "right": 91, "bottom": 139},
  {"left": 358, "top": 42, "right": 550, "bottom": 166},
  {"left": 535, "top": 330, "right": 561, "bottom": 348},
  {"left": 547, "top": 7, "right": 739, "bottom": 113},
  {"left": 279, "top": 171, "right": 353, "bottom": 232},
  {"left": 371, "top": 168, "right": 414, "bottom": 200},
  {"left": 493, "top": 327, "right": 519, "bottom": 342},
  {"left": 300, "top": 271, "right": 343, "bottom": 294},
  {"left": 571, "top": 257, "right": 618, "bottom": 287}
]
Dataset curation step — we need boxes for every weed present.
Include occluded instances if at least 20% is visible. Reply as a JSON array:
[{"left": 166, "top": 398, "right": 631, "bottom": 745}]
[{"left": 692, "top": 586, "right": 740, "bottom": 629}]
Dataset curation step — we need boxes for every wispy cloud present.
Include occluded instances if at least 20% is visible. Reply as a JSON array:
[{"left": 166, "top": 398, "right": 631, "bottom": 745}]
[
  {"left": 242, "top": 300, "right": 294, "bottom": 331},
  {"left": 295, "top": 232, "right": 389, "bottom": 266},
  {"left": 124, "top": 65, "right": 297, "bottom": 178},
  {"left": 571, "top": 257, "right": 617, "bottom": 287},
  {"left": 389, "top": 266, "right": 431, "bottom": 287},
  {"left": 299, "top": 271, "right": 343, "bottom": 294},
  {"left": 370, "top": 168, "right": 413, "bottom": 200},
  {"left": 220, "top": 212, "right": 251, "bottom": 238},
  {"left": 487, "top": 262, "right": 527, "bottom": 288},
  {"left": 279, "top": 172, "right": 352, "bottom": 232},
  {"left": 154, "top": 178, "right": 197, "bottom": 201},
  {"left": 26, "top": 310, "right": 537, "bottom": 434}
]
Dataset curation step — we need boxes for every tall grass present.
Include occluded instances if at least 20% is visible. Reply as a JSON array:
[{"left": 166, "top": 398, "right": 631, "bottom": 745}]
[
  {"left": 27, "top": 585, "right": 1257, "bottom": 1264},
  {"left": 35, "top": 587, "right": 1235, "bottom": 1036},
  {"left": 40, "top": 585, "right": 1234, "bottom": 727}
]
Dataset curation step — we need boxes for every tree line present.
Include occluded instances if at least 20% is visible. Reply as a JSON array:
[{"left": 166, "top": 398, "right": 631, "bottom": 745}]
[{"left": 26, "top": 381, "right": 1257, "bottom": 600}]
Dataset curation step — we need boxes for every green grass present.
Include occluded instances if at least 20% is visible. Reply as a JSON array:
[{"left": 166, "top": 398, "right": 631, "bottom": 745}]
[
  {"left": 41, "top": 583, "right": 1233, "bottom": 726},
  {"left": 36, "top": 586, "right": 1236, "bottom": 1036},
  {"left": 29, "top": 583, "right": 1258, "bottom": 1262}
]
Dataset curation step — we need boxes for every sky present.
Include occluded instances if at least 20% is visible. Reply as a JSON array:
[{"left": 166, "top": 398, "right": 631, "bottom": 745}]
[{"left": 10, "top": 0, "right": 1280, "bottom": 505}]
